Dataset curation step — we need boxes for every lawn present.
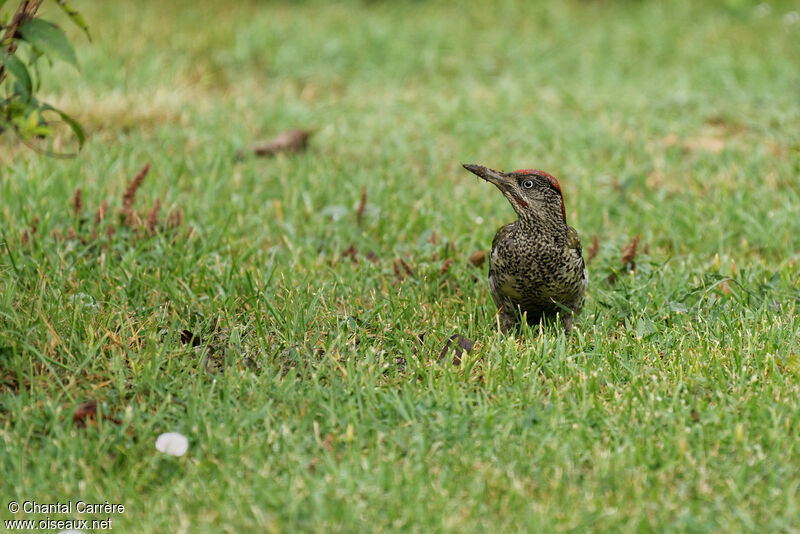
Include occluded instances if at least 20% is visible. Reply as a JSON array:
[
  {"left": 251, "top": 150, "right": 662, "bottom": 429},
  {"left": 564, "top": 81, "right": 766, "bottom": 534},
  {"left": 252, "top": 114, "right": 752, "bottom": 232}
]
[{"left": 2, "top": 0, "right": 800, "bottom": 531}]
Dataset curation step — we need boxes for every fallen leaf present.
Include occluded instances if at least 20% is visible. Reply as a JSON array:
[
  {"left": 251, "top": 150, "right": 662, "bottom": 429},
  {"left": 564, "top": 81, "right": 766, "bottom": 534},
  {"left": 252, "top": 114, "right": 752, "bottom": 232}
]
[
  {"left": 469, "top": 250, "right": 486, "bottom": 267},
  {"left": 248, "top": 129, "right": 311, "bottom": 158},
  {"left": 180, "top": 329, "right": 201, "bottom": 347},
  {"left": 73, "top": 400, "right": 121, "bottom": 428},
  {"left": 438, "top": 334, "right": 474, "bottom": 366},
  {"left": 366, "top": 251, "right": 379, "bottom": 264}
]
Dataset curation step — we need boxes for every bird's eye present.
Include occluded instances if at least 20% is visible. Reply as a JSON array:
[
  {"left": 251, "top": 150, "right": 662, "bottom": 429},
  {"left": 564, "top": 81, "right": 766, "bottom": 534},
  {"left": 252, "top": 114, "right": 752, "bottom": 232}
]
[{"left": 521, "top": 180, "right": 534, "bottom": 189}]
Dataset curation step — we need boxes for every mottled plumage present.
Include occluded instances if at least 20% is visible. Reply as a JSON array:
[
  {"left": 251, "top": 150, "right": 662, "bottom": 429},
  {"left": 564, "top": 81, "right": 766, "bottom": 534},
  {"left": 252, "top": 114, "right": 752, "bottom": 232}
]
[{"left": 463, "top": 164, "right": 587, "bottom": 333}]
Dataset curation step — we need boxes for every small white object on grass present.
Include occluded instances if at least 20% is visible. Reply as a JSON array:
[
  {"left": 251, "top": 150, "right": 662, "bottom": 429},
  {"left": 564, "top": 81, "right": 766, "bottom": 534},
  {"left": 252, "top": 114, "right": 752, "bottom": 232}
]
[{"left": 155, "top": 432, "right": 189, "bottom": 456}]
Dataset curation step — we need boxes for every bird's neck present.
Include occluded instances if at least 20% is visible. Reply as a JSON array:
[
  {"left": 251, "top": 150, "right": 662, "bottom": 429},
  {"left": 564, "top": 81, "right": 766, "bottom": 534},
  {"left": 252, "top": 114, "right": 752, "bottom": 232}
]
[{"left": 514, "top": 212, "right": 568, "bottom": 243}]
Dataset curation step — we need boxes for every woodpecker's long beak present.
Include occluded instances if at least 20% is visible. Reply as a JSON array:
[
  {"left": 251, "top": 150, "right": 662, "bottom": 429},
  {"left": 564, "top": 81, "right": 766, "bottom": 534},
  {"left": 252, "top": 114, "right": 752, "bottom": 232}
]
[{"left": 462, "top": 164, "right": 514, "bottom": 193}]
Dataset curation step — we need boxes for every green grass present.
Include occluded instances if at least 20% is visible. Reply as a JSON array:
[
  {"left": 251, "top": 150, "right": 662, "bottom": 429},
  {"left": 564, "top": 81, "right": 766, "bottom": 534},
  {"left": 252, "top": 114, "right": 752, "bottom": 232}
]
[{"left": 2, "top": 0, "right": 800, "bottom": 531}]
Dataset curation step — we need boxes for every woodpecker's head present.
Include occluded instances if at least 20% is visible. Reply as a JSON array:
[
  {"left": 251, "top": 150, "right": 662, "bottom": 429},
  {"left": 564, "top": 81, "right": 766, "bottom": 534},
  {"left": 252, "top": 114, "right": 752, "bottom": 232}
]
[{"left": 462, "top": 164, "right": 567, "bottom": 223}]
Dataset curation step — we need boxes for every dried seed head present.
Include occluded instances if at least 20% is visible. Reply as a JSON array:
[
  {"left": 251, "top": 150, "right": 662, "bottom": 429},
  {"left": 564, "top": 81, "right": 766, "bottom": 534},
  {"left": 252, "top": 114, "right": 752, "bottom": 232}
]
[
  {"left": 356, "top": 187, "right": 367, "bottom": 226},
  {"left": 146, "top": 199, "right": 161, "bottom": 235},
  {"left": 621, "top": 235, "right": 641, "bottom": 270},
  {"left": 167, "top": 209, "right": 182, "bottom": 229},
  {"left": 122, "top": 163, "right": 150, "bottom": 223},
  {"left": 73, "top": 188, "right": 83, "bottom": 217},
  {"left": 440, "top": 258, "right": 453, "bottom": 276}
]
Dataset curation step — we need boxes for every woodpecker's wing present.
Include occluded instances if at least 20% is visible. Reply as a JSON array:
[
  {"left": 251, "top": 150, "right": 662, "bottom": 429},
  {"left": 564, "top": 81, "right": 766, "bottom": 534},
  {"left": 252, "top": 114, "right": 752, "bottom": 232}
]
[
  {"left": 491, "top": 223, "right": 515, "bottom": 252},
  {"left": 566, "top": 225, "right": 588, "bottom": 314},
  {"left": 567, "top": 226, "right": 583, "bottom": 257}
]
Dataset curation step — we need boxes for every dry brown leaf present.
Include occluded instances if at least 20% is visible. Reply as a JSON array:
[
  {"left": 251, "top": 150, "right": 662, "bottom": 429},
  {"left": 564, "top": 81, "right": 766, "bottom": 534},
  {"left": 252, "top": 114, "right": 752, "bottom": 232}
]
[
  {"left": 469, "top": 250, "right": 486, "bottom": 267},
  {"left": 73, "top": 400, "right": 122, "bottom": 428},
  {"left": 250, "top": 129, "right": 311, "bottom": 157},
  {"left": 180, "top": 329, "right": 201, "bottom": 347},
  {"left": 438, "top": 334, "right": 474, "bottom": 366}
]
